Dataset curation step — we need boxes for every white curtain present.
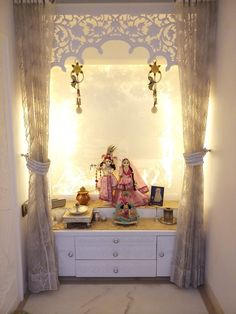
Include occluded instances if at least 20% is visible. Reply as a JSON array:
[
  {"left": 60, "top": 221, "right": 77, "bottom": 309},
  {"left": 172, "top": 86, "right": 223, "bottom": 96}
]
[
  {"left": 14, "top": 1, "right": 59, "bottom": 292},
  {"left": 171, "top": 1, "right": 217, "bottom": 288}
]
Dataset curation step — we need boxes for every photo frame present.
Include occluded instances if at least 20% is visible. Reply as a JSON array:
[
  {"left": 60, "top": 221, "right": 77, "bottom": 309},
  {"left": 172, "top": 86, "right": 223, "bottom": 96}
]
[{"left": 149, "top": 186, "right": 165, "bottom": 206}]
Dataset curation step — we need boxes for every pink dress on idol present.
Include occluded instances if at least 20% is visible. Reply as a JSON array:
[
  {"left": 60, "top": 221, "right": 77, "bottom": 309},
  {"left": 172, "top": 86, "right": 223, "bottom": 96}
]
[
  {"left": 97, "top": 161, "right": 117, "bottom": 203},
  {"left": 114, "top": 162, "right": 149, "bottom": 207}
]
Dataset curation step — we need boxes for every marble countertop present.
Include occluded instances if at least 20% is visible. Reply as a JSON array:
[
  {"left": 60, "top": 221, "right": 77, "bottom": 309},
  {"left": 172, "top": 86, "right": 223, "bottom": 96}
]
[
  {"left": 52, "top": 218, "right": 177, "bottom": 231},
  {"left": 65, "top": 199, "right": 179, "bottom": 209},
  {"left": 52, "top": 198, "right": 178, "bottom": 232}
]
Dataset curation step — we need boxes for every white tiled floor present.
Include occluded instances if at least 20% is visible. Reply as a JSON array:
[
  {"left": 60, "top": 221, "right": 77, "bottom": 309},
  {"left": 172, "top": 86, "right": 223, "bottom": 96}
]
[{"left": 23, "top": 283, "right": 208, "bottom": 314}]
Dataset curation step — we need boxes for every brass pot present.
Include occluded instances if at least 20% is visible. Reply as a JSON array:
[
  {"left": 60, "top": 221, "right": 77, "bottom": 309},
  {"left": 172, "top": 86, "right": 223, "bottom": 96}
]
[
  {"left": 163, "top": 208, "right": 174, "bottom": 223},
  {"left": 76, "top": 186, "right": 90, "bottom": 205}
]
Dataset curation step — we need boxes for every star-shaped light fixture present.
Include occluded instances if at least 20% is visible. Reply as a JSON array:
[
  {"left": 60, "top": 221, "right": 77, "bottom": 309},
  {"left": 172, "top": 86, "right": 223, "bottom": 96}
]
[
  {"left": 148, "top": 60, "right": 162, "bottom": 113},
  {"left": 71, "top": 61, "right": 84, "bottom": 113}
]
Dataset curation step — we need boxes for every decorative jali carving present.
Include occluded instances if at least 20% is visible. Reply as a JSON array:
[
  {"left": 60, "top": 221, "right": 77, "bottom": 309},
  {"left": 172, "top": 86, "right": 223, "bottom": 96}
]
[{"left": 52, "top": 14, "right": 177, "bottom": 71}]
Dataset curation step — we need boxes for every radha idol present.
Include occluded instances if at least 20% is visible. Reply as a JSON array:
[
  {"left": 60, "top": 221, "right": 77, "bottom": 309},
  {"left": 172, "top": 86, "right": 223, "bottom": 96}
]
[
  {"left": 113, "top": 158, "right": 149, "bottom": 207},
  {"left": 97, "top": 145, "right": 118, "bottom": 204}
]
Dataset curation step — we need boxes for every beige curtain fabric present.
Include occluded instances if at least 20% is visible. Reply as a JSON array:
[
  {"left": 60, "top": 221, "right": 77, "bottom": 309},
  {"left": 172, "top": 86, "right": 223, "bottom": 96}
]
[
  {"left": 171, "top": 1, "right": 217, "bottom": 288},
  {"left": 14, "top": 2, "right": 59, "bottom": 292}
]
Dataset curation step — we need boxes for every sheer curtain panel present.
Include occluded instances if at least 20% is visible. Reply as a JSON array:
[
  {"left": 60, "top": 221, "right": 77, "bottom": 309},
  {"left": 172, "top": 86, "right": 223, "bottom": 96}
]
[
  {"left": 171, "top": 0, "right": 217, "bottom": 288},
  {"left": 14, "top": 1, "right": 59, "bottom": 293}
]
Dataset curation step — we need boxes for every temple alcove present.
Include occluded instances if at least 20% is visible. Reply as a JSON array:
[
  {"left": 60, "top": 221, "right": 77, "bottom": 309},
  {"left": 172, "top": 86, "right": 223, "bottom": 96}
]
[
  {"left": 49, "top": 2, "right": 183, "bottom": 200},
  {"left": 49, "top": 39, "right": 183, "bottom": 200}
]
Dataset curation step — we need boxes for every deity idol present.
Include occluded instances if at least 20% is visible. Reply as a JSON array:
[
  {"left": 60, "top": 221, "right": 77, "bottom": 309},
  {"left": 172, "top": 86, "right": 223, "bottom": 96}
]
[
  {"left": 97, "top": 145, "right": 118, "bottom": 204},
  {"left": 113, "top": 158, "right": 149, "bottom": 207}
]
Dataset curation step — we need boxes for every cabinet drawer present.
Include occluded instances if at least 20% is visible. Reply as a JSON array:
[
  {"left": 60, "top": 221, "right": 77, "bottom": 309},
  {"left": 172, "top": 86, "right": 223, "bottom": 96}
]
[
  {"left": 55, "top": 235, "right": 75, "bottom": 276},
  {"left": 76, "top": 260, "right": 156, "bottom": 277},
  {"left": 157, "top": 235, "right": 175, "bottom": 276},
  {"left": 75, "top": 236, "right": 156, "bottom": 260}
]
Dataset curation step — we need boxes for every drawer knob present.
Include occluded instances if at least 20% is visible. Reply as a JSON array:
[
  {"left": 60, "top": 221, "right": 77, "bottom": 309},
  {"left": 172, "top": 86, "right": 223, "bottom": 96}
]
[
  {"left": 68, "top": 251, "right": 74, "bottom": 258},
  {"left": 113, "top": 251, "right": 119, "bottom": 257},
  {"left": 159, "top": 251, "right": 165, "bottom": 257},
  {"left": 113, "top": 238, "right": 120, "bottom": 244},
  {"left": 113, "top": 267, "right": 119, "bottom": 273}
]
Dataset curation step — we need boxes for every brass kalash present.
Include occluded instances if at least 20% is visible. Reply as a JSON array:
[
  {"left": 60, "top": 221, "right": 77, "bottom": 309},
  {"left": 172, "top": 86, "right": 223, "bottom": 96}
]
[
  {"left": 158, "top": 207, "right": 177, "bottom": 225},
  {"left": 62, "top": 187, "right": 93, "bottom": 228}
]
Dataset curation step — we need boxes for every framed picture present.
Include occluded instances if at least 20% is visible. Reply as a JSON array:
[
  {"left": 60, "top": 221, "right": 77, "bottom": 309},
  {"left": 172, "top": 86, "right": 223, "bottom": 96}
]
[{"left": 149, "top": 186, "right": 165, "bottom": 206}]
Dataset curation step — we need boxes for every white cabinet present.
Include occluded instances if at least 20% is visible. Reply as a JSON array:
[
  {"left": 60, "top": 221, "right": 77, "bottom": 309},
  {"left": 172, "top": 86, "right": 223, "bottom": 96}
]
[
  {"left": 76, "top": 260, "right": 156, "bottom": 277},
  {"left": 55, "top": 235, "right": 75, "bottom": 276},
  {"left": 54, "top": 230, "right": 175, "bottom": 278},
  {"left": 75, "top": 236, "right": 156, "bottom": 259},
  {"left": 157, "top": 235, "right": 176, "bottom": 276},
  {"left": 75, "top": 235, "right": 156, "bottom": 277}
]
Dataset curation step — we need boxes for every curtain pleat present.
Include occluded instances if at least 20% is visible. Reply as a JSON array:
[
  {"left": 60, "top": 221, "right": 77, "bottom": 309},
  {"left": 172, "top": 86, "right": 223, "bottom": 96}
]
[
  {"left": 171, "top": 1, "right": 217, "bottom": 288},
  {"left": 14, "top": 2, "right": 59, "bottom": 293}
]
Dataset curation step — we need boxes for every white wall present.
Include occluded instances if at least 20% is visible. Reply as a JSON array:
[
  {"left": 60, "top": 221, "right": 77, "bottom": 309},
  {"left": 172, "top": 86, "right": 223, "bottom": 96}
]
[
  {"left": 0, "top": 0, "right": 27, "bottom": 313},
  {"left": 205, "top": 1, "right": 236, "bottom": 313}
]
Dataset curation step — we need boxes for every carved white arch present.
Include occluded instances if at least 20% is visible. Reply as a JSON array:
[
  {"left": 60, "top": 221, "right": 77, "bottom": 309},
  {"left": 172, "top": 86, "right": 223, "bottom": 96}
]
[{"left": 52, "top": 12, "right": 177, "bottom": 71}]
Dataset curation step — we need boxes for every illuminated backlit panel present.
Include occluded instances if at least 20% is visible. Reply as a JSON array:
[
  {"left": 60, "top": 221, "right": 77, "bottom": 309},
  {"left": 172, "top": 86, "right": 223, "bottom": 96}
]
[{"left": 49, "top": 60, "right": 183, "bottom": 200}]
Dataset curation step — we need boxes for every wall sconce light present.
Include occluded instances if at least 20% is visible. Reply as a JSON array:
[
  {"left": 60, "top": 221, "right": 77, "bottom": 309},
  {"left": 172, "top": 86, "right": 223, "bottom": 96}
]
[
  {"left": 148, "top": 60, "right": 162, "bottom": 113},
  {"left": 71, "top": 61, "right": 84, "bottom": 114}
]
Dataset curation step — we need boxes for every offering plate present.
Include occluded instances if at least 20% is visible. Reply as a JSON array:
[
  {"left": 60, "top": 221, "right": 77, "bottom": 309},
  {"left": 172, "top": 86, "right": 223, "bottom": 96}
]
[{"left": 68, "top": 205, "right": 88, "bottom": 216}]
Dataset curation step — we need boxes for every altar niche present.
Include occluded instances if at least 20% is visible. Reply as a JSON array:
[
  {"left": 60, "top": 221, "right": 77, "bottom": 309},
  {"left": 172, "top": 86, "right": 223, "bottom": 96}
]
[{"left": 49, "top": 2, "right": 183, "bottom": 201}]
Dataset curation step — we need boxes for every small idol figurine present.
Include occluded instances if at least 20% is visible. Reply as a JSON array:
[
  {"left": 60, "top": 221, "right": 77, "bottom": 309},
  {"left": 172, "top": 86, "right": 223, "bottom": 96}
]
[
  {"left": 113, "top": 158, "right": 149, "bottom": 207},
  {"left": 114, "top": 202, "right": 138, "bottom": 224},
  {"left": 97, "top": 145, "right": 118, "bottom": 204}
]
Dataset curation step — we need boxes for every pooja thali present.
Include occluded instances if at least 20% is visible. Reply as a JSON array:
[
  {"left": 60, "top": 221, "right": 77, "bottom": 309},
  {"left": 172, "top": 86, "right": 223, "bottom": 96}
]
[{"left": 68, "top": 205, "right": 88, "bottom": 216}]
